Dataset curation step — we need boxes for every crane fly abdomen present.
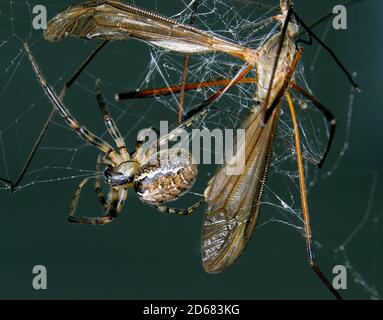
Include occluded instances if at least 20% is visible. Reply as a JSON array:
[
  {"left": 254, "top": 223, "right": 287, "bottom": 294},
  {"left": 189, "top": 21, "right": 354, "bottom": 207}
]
[{"left": 134, "top": 149, "right": 198, "bottom": 205}]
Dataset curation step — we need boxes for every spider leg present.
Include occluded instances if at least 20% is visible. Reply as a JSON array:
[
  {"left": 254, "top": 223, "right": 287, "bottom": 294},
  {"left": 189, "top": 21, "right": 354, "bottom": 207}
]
[
  {"left": 0, "top": 42, "right": 107, "bottom": 192},
  {"left": 24, "top": 43, "right": 119, "bottom": 162},
  {"left": 95, "top": 154, "right": 107, "bottom": 207},
  {"left": 184, "top": 62, "right": 254, "bottom": 120},
  {"left": 155, "top": 103, "right": 211, "bottom": 151},
  {"left": 132, "top": 102, "right": 210, "bottom": 166},
  {"left": 68, "top": 179, "right": 127, "bottom": 225},
  {"left": 95, "top": 80, "right": 129, "bottom": 159},
  {"left": 153, "top": 199, "right": 203, "bottom": 216}
]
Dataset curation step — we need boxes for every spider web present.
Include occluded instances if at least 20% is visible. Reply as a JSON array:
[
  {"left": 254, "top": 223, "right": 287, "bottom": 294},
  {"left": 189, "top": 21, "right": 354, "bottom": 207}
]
[{"left": 0, "top": 0, "right": 380, "bottom": 299}]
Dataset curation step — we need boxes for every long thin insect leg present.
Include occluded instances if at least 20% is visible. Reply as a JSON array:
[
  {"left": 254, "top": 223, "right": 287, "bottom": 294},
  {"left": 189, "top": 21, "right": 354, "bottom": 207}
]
[
  {"left": 24, "top": 43, "right": 118, "bottom": 160},
  {"left": 0, "top": 42, "right": 108, "bottom": 192},
  {"left": 184, "top": 62, "right": 253, "bottom": 120},
  {"left": 60, "top": 40, "right": 109, "bottom": 98},
  {"left": 0, "top": 109, "right": 55, "bottom": 192},
  {"left": 178, "top": 0, "right": 200, "bottom": 124},
  {"left": 290, "top": 82, "right": 337, "bottom": 168},
  {"left": 116, "top": 78, "right": 258, "bottom": 100},
  {"left": 293, "top": 11, "right": 359, "bottom": 90},
  {"left": 285, "top": 90, "right": 343, "bottom": 300},
  {"left": 95, "top": 80, "right": 129, "bottom": 159},
  {"left": 299, "top": 0, "right": 363, "bottom": 36}
]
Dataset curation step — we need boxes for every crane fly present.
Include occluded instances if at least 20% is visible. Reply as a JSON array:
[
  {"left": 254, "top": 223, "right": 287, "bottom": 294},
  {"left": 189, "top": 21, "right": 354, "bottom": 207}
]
[{"left": 2, "top": 0, "right": 361, "bottom": 299}]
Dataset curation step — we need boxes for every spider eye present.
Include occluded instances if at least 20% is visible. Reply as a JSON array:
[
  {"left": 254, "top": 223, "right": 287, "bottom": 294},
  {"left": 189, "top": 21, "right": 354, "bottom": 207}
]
[{"left": 104, "top": 166, "right": 113, "bottom": 178}]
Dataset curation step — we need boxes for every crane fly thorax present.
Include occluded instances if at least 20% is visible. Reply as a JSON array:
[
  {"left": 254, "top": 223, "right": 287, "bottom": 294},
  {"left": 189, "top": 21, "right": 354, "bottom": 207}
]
[
  {"left": 134, "top": 149, "right": 198, "bottom": 205},
  {"left": 255, "top": 31, "right": 297, "bottom": 104}
]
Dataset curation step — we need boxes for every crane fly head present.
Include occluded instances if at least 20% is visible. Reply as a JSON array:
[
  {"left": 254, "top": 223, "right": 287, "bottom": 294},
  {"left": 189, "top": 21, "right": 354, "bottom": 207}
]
[
  {"left": 277, "top": 1, "right": 299, "bottom": 38},
  {"left": 280, "top": 0, "right": 294, "bottom": 13}
]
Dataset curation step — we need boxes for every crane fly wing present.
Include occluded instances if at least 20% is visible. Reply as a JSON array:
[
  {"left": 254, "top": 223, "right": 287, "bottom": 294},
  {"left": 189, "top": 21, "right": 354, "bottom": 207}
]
[
  {"left": 44, "top": 0, "right": 245, "bottom": 57},
  {"left": 202, "top": 106, "right": 280, "bottom": 273}
]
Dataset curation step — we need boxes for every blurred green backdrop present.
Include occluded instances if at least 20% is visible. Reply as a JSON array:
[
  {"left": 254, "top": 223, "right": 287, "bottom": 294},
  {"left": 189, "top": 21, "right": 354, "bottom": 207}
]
[{"left": 0, "top": 0, "right": 381, "bottom": 299}]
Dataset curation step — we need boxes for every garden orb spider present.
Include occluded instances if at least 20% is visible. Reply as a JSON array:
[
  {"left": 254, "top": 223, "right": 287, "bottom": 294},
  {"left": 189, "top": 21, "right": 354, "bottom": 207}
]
[{"left": 23, "top": 43, "right": 202, "bottom": 225}]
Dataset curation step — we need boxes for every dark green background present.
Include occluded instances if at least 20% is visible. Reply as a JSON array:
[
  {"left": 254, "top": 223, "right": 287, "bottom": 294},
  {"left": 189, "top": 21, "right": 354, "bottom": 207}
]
[{"left": 0, "top": 0, "right": 381, "bottom": 299}]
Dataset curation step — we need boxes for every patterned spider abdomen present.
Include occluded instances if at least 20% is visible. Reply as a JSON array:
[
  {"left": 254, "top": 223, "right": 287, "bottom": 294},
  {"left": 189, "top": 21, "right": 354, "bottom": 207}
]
[{"left": 134, "top": 149, "right": 197, "bottom": 205}]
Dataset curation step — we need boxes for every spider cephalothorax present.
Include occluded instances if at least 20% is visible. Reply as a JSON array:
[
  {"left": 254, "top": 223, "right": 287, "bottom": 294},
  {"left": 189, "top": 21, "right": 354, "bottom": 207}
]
[{"left": 104, "top": 161, "right": 138, "bottom": 187}]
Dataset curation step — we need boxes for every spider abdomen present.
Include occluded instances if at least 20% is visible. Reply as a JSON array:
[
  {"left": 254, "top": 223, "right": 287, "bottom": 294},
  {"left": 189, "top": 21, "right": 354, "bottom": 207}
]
[{"left": 134, "top": 149, "right": 197, "bottom": 205}]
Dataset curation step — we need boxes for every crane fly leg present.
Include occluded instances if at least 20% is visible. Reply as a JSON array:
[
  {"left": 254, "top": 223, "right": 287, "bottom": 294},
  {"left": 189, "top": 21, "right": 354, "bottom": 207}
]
[
  {"left": 116, "top": 78, "right": 258, "bottom": 100},
  {"left": 290, "top": 81, "right": 337, "bottom": 168},
  {"left": 285, "top": 90, "right": 342, "bottom": 300}
]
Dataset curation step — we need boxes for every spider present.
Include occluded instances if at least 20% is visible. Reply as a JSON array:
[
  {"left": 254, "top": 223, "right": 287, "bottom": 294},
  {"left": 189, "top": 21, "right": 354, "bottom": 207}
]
[{"left": 23, "top": 43, "right": 202, "bottom": 225}]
